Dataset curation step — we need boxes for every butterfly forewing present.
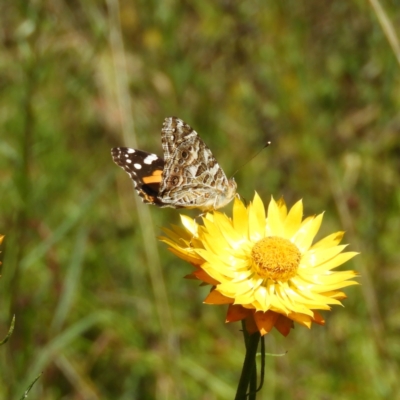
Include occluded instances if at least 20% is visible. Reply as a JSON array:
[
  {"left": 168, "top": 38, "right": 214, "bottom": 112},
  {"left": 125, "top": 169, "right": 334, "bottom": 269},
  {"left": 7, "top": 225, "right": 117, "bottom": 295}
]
[{"left": 111, "top": 147, "right": 165, "bottom": 206}]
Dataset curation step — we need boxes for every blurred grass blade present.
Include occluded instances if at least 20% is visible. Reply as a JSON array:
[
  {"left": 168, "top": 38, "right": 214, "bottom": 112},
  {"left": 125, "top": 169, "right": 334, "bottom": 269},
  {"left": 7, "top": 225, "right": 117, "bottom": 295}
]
[
  {"left": 18, "top": 373, "right": 42, "bottom": 400},
  {"left": 179, "top": 357, "right": 235, "bottom": 399},
  {"left": 369, "top": 0, "right": 400, "bottom": 67},
  {"left": 22, "top": 312, "right": 108, "bottom": 390},
  {"left": 21, "top": 173, "right": 112, "bottom": 271},
  {"left": 50, "top": 228, "right": 87, "bottom": 333},
  {"left": 54, "top": 354, "right": 100, "bottom": 400},
  {"left": 106, "top": 0, "right": 175, "bottom": 361},
  {"left": 0, "top": 315, "right": 15, "bottom": 346}
]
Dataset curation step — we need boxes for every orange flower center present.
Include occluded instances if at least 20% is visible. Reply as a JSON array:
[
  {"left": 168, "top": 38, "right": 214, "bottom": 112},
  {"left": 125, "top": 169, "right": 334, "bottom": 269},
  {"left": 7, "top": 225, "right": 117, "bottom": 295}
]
[{"left": 251, "top": 236, "right": 301, "bottom": 281}]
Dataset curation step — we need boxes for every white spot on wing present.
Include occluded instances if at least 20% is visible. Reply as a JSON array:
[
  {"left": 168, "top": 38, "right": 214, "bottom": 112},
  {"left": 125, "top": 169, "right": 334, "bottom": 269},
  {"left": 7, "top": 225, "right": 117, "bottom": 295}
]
[
  {"left": 127, "top": 148, "right": 135, "bottom": 153},
  {"left": 144, "top": 154, "right": 158, "bottom": 164},
  {"left": 134, "top": 163, "right": 142, "bottom": 169}
]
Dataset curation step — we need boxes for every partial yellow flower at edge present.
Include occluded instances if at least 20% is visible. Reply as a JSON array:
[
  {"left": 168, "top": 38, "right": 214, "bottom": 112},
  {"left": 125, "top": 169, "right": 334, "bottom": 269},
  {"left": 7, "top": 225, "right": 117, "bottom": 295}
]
[{"left": 159, "top": 193, "right": 359, "bottom": 337}]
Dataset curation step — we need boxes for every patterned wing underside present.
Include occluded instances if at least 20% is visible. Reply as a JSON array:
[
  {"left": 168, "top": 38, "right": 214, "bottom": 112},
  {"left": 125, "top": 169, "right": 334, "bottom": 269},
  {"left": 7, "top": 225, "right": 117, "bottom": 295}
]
[
  {"left": 161, "top": 117, "right": 198, "bottom": 162},
  {"left": 159, "top": 117, "right": 231, "bottom": 208}
]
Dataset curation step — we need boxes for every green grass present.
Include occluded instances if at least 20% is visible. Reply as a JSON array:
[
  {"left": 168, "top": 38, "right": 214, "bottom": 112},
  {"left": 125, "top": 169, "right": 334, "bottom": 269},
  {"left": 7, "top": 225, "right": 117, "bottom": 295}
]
[{"left": 1, "top": 1, "right": 400, "bottom": 399}]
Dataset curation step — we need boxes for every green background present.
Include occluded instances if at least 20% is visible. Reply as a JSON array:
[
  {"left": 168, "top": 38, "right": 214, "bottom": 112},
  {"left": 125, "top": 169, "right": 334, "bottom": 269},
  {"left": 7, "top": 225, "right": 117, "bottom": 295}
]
[{"left": 1, "top": 1, "right": 399, "bottom": 399}]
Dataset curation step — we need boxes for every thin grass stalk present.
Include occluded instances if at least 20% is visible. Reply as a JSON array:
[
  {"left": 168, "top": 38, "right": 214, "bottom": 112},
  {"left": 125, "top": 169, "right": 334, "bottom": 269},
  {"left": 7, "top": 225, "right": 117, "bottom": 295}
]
[
  {"left": 10, "top": 67, "right": 34, "bottom": 309},
  {"left": 327, "top": 165, "right": 384, "bottom": 345},
  {"left": 328, "top": 162, "right": 400, "bottom": 395},
  {"left": 6, "top": 38, "right": 38, "bottom": 397},
  {"left": 368, "top": 0, "right": 400, "bottom": 67},
  {"left": 106, "top": 0, "right": 179, "bottom": 396}
]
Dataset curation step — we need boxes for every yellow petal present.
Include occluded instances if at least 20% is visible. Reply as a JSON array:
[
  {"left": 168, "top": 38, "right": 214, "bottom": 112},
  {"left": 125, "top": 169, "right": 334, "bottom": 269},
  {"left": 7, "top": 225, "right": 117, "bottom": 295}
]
[
  {"left": 292, "top": 213, "right": 323, "bottom": 253},
  {"left": 200, "top": 261, "right": 230, "bottom": 283},
  {"left": 276, "top": 197, "right": 288, "bottom": 220},
  {"left": 266, "top": 197, "right": 284, "bottom": 237},
  {"left": 323, "top": 290, "right": 347, "bottom": 300},
  {"left": 160, "top": 227, "right": 184, "bottom": 243},
  {"left": 253, "top": 192, "right": 266, "bottom": 225},
  {"left": 180, "top": 214, "right": 198, "bottom": 236},
  {"left": 284, "top": 199, "right": 303, "bottom": 239},
  {"left": 291, "top": 287, "right": 343, "bottom": 307},
  {"left": 253, "top": 286, "right": 272, "bottom": 311},
  {"left": 195, "top": 249, "right": 228, "bottom": 270},
  {"left": 233, "top": 196, "right": 248, "bottom": 237},
  {"left": 167, "top": 246, "right": 204, "bottom": 265},
  {"left": 248, "top": 193, "right": 266, "bottom": 241},
  {"left": 301, "top": 245, "right": 349, "bottom": 268},
  {"left": 200, "top": 229, "right": 230, "bottom": 257},
  {"left": 311, "top": 231, "right": 345, "bottom": 249},
  {"left": 274, "top": 285, "right": 315, "bottom": 315},
  {"left": 287, "top": 312, "right": 313, "bottom": 328},
  {"left": 303, "top": 251, "right": 358, "bottom": 273},
  {"left": 212, "top": 212, "right": 245, "bottom": 249},
  {"left": 311, "top": 279, "right": 359, "bottom": 292}
]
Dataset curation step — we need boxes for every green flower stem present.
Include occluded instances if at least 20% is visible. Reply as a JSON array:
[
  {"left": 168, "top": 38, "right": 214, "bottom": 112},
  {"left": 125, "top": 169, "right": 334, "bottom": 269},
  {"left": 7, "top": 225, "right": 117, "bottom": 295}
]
[{"left": 235, "top": 322, "right": 261, "bottom": 400}]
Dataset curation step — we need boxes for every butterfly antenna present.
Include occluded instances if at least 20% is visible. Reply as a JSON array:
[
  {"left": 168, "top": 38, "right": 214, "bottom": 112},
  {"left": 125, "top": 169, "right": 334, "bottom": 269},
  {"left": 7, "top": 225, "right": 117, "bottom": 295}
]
[{"left": 231, "top": 141, "right": 271, "bottom": 178}]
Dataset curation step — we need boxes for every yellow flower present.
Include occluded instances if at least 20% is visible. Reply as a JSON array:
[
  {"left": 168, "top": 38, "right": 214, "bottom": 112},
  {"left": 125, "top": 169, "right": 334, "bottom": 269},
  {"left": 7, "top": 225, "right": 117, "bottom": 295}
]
[{"left": 160, "top": 194, "right": 359, "bottom": 336}]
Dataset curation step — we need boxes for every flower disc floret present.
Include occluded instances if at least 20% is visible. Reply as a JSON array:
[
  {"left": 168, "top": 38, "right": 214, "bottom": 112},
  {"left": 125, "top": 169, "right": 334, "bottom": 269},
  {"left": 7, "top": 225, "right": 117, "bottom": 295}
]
[{"left": 251, "top": 237, "right": 301, "bottom": 281}]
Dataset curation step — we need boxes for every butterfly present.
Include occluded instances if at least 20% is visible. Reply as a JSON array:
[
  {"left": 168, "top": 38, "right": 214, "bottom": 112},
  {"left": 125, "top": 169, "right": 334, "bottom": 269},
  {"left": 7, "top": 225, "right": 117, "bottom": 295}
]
[{"left": 111, "top": 117, "right": 237, "bottom": 212}]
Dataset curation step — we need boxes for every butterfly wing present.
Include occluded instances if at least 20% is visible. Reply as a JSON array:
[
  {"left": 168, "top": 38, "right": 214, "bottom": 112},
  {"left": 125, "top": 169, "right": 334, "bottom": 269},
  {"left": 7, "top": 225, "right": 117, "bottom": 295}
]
[
  {"left": 161, "top": 117, "right": 198, "bottom": 163},
  {"left": 111, "top": 117, "right": 236, "bottom": 211},
  {"left": 159, "top": 117, "right": 233, "bottom": 210},
  {"left": 111, "top": 147, "right": 166, "bottom": 206}
]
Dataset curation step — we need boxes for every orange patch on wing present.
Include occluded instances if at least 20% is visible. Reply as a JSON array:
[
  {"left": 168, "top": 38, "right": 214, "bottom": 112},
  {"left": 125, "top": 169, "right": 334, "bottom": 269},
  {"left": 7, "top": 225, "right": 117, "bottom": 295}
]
[{"left": 143, "top": 170, "right": 163, "bottom": 184}]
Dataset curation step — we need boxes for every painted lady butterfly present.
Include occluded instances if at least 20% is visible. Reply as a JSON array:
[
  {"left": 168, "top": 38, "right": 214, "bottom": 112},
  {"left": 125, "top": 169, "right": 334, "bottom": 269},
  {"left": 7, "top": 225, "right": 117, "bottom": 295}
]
[{"left": 111, "top": 117, "right": 237, "bottom": 212}]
